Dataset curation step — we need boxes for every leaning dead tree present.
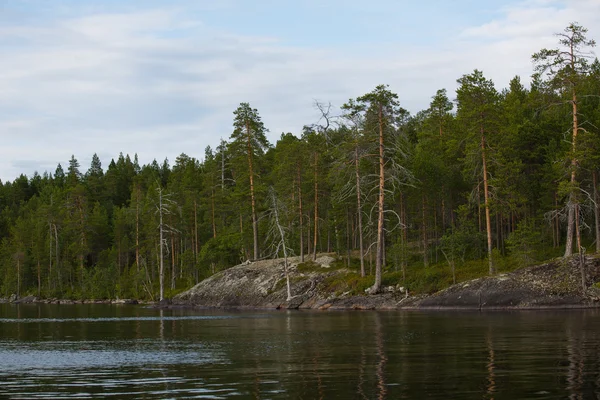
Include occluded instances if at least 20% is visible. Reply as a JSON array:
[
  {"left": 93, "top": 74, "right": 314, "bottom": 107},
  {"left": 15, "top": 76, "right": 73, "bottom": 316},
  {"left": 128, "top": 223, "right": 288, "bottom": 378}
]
[
  {"left": 266, "top": 187, "right": 293, "bottom": 301},
  {"left": 155, "top": 185, "right": 179, "bottom": 301}
]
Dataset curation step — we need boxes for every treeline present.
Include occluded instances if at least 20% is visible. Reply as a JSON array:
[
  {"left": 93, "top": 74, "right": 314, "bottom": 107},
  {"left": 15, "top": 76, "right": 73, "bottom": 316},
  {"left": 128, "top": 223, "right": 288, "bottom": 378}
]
[{"left": 0, "top": 24, "right": 598, "bottom": 300}]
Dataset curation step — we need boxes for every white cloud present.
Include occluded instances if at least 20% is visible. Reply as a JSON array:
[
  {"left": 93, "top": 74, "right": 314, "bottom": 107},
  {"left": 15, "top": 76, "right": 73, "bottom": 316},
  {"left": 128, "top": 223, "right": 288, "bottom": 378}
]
[{"left": 0, "top": 1, "right": 599, "bottom": 181}]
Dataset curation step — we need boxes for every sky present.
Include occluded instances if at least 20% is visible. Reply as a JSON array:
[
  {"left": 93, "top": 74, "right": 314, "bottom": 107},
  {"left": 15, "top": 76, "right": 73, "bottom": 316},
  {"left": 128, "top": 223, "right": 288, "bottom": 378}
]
[{"left": 0, "top": 0, "right": 599, "bottom": 182}]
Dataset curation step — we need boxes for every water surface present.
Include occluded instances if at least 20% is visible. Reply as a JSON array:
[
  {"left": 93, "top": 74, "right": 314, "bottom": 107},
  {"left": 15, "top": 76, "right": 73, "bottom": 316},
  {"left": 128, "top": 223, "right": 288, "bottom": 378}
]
[{"left": 1, "top": 304, "right": 600, "bottom": 399}]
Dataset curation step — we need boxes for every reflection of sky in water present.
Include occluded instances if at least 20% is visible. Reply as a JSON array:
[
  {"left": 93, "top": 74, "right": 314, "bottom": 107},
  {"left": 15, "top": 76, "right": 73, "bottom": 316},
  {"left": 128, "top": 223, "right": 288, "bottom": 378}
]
[{"left": 0, "top": 340, "right": 225, "bottom": 371}]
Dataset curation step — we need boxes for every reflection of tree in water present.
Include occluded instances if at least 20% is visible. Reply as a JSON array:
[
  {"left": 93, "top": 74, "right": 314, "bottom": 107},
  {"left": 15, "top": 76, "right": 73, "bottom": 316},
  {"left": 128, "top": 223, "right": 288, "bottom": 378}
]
[
  {"left": 566, "top": 317, "right": 584, "bottom": 400},
  {"left": 357, "top": 345, "right": 368, "bottom": 400},
  {"left": 485, "top": 328, "right": 496, "bottom": 400},
  {"left": 374, "top": 312, "right": 387, "bottom": 400},
  {"left": 356, "top": 313, "right": 368, "bottom": 400},
  {"left": 311, "top": 340, "right": 324, "bottom": 400}
]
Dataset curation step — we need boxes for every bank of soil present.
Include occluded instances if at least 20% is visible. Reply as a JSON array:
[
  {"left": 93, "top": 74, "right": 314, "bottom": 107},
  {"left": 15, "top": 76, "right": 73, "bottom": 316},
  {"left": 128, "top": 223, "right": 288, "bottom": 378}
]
[{"left": 172, "top": 254, "right": 600, "bottom": 310}]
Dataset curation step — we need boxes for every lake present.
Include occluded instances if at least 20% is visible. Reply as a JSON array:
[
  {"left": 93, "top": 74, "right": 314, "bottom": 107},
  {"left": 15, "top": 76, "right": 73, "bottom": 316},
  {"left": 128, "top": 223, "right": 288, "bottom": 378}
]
[{"left": 1, "top": 304, "right": 599, "bottom": 399}]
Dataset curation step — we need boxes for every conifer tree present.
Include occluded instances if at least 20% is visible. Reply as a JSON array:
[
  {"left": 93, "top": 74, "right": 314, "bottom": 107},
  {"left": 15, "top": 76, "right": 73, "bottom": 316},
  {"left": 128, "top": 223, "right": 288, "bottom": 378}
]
[{"left": 230, "top": 103, "right": 270, "bottom": 260}]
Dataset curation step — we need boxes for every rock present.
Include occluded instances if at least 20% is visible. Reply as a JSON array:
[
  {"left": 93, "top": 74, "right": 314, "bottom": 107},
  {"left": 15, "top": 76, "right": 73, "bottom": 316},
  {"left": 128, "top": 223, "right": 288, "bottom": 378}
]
[
  {"left": 158, "top": 298, "right": 172, "bottom": 306},
  {"left": 586, "top": 286, "right": 600, "bottom": 301},
  {"left": 14, "top": 295, "right": 38, "bottom": 304},
  {"left": 8, "top": 294, "right": 17, "bottom": 303},
  {"left": 171, "top": 254, "right": 600, "bottom": 311},
  {"left": 314, "top": 255, "right": 336, "bottom": 268},
  {"left": 417, "top": 256, "right": 600, "bottom": 309},
  {"left": 113, "top": 299, "right": 138, "bottom": 305}
]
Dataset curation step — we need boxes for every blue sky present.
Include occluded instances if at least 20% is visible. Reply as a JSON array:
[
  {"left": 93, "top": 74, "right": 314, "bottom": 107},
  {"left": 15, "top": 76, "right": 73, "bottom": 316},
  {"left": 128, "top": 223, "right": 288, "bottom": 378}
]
[{"left": 0, "top": 0, "right": 598, "bottom": 181}]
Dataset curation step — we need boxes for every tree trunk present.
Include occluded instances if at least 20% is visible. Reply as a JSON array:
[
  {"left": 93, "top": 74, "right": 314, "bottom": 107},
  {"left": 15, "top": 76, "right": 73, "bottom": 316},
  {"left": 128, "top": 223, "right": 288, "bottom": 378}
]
[
  {"left": 371, "top": 104, "right": 385, "bottom": 293},
  {"left": 594, "top": 171, "right": 600, "bottom": 254},
  {"left": 307, "top": 212, "right": 312, "bottom": 257},
  {"left": 422, "top": 194, "right": 428, "bottom": 267},
  {"left": 564, "top": 67, "right": 579, "bottom": 258},
  {"left": 481, "top": 132, "right": 494, "bottom": 275},
  {"left": 298, "top": 164, "right": 304, "bottom": 262},
  {"left": 135, "top": 186, "right": 140, "bottom": 272},
  {"left": 346, "top": 209, "right": 351, "bottom": 267},
  {"left": 246, "top": 122, "right": 260, "bottom": 260},
  {"left": 159, "top": 188, "right": 165, "bottom": 302},
  {"left": 400, "top": 193, "right": 407, "bottom": 281},
  {"left": 355, "top": 146, "right": 365, "bottom": 277},
  {"left": 272, "top": 193, "right": 292, "bottom": 301},
  {"left": 171, "top": 227, "right": 176, "bottom": 291},
  {"left": 313, "top": 152, "right": 319, "bottom": 261},
  {"left": 48, "top": 223, "right": 53, "bottom": 290},
  {"left": 54, "top": 224, "right": 60, "bottom": 291},
  {"left": 575, "top": 203, "right": 585, "bottom": 291}
]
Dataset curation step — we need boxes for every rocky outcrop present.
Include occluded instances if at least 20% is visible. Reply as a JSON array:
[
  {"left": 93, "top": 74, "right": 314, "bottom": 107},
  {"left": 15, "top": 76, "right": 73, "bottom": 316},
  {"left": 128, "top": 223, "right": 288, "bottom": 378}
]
[
  {"left": 173, "top": 254, "right": 600, "bottom": 310},
  {"left": 173, "top": 255, "right": 410, "bottom": 309},
  {"left": 416, "top": 256, "right": 600, "bottom": 309}
]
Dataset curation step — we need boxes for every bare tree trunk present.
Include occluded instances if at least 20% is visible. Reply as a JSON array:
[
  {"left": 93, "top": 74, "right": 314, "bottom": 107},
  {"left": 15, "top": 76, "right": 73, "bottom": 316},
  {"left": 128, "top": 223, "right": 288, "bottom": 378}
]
[
  {"left": 355, "top": 146, "right": 365, "bottom": 277},
  {"left": 194, "top": 199, "right": 200, "bottom": 270},
  {"left": 135, "top": 186, "right": 140, "bottom": 272},
  {"left": 594, "top": 171, "right": 600, "bottom": 254},
  {"left": 298, "top": 164, "right": 304, "bottom": 262},
  {"left": 575, "top": 203, "right": 586, "bottom": 291},
  {"left": 371, "top": 105, "right": 385, "bottom": 293},
  {"left": 481, "top": 132, "right": 494, "bottom": 275},
  {"left": 565, "top": 71, "right": 579, "bottom": 258},
  {"left": 48, "top": 223, "right": 53, "bottom": 290},
  {"left": 159, "top": 188, "right": 165, "bottom": 302},
  {"left": 346, "top": 209, "right": 351, "bottom": 267},
  {"left": 221, "top": 139, "right": 226, "bottom": 190},
  {"left": 54, "top": 224, "right": 60, "bottom": 291},
  {"left": 246, "top": 122, "right": 260, "bottom": 261},
  {"left": 400, "top": 193, "right": 407, "bottom": 281},
  {"left": 171, "top": 228, "right": 176, "bottom": 291},
  {"left": 307, "top": 212, "right": 312, "bottom": 257},
  {"left": 478, "top": 182, "right": 482, "bottom": 233},
  {"left": 270, "top": 191, "right": 292, "bottom": 301},
  {"left": 422, "top": 194, "right": 428, "bottom": 267},
  {"left": 313, "top": 152, "right": 319, "bottom": 261}
]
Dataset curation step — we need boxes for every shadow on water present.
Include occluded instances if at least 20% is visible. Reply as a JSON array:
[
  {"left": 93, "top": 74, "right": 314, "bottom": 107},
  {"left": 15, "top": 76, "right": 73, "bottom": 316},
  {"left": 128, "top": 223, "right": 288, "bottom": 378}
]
[{"left": 2, "top": 304, "right": 600, "bottom": 398}]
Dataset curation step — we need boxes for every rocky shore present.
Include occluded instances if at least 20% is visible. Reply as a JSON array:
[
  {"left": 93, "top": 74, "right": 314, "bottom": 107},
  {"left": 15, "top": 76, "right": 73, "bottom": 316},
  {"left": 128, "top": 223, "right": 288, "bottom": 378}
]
[
  {"left": 4, "top": 255, "right": 599, "bottom": 310},
  {"left": 172, "top": 254, "right": 600, "bottom": 310},
  {"left": 0, "top": 295, "right": 141, "bottom": 305}
]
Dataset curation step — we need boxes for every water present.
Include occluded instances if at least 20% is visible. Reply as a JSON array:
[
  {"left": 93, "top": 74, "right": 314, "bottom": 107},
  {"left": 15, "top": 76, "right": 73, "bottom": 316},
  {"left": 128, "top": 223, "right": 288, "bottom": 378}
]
[{"left": 1, "top": 305, "right": 600, "bottom": 399}]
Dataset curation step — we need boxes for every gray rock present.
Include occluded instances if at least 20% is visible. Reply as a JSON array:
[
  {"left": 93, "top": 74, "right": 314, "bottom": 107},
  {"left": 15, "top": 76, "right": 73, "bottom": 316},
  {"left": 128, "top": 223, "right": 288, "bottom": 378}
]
[
  {"left": 171, "top": 254, "right": 600, "bottom": 311},
  {"left": 13, "top": 295, "right": 38, "bottom": 304}
]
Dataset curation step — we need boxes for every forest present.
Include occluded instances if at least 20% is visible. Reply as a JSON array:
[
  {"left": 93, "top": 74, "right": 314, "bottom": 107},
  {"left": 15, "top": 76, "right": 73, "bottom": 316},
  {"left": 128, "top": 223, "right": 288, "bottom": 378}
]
[{"left": 0, "top": 24, "right": 598, "bottom": 301}]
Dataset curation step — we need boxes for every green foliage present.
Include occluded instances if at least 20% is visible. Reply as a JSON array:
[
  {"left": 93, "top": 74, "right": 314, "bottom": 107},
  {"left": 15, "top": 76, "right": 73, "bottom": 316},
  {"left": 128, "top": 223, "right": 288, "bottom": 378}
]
[
  {"left": 505, "top": 219, "right": 544, "bottom": 266},
  {"left": 199, "top": 233, "right": 242, "bottom": 277}
]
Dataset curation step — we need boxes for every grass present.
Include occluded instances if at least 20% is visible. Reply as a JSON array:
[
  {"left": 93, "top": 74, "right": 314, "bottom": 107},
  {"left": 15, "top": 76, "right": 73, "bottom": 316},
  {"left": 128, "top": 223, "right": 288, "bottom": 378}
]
[{"left": 322, "top": 250, "right": 563, "bottom": 296}]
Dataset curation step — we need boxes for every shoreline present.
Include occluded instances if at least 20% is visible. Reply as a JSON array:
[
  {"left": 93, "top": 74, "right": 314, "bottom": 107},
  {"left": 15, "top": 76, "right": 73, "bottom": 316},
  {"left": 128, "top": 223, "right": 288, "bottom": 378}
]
[
  {"left": 3, "top": 255, "right": 600, "bottom": 311},
  {"left": 0, "top": 296, "right": 146, "bottom": 305},
  {"left": 1, "top": 295, "right": 599, "bottom": 311}
]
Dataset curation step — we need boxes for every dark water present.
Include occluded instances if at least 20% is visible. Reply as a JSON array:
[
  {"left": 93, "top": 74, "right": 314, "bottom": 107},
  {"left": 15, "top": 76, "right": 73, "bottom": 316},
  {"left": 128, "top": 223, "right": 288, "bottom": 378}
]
[{"left": 1, "top": 305, "right": 600, "bottom": 399}]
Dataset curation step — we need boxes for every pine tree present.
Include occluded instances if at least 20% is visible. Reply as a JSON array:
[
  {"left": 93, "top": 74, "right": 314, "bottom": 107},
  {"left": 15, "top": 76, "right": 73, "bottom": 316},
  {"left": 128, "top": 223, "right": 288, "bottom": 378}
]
[
  {"left": 533, "top": 23, "right": 596, "bottom": 258},
  {"left": 230, "top": 103, "right": 270, "bottom": 260}
]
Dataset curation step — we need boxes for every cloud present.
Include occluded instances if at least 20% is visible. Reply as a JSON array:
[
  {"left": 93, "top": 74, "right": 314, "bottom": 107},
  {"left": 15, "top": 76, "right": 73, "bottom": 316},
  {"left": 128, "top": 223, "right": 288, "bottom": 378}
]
[{"left": 0, "top": 1, "right": 598, "bottom": 182}]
